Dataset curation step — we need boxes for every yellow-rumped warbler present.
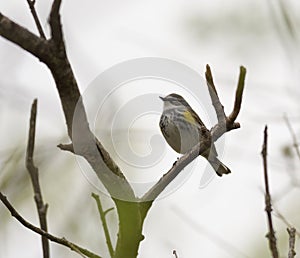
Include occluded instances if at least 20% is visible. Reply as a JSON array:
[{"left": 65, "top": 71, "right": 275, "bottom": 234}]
[{"left": 159, "top": 93, "right": 231, "bottom": 176}]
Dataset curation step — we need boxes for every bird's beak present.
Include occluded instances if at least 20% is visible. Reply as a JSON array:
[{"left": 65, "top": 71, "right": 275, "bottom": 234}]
[{"left": 159, "top": 96, "right": 165, "bottom": 101}]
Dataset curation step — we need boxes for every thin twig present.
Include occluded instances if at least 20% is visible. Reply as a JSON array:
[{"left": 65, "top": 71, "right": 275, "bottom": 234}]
[
  {"left": 57, "top": 143, "right": 74, "bottom": 153},
  {"left": 205, "top": 64, "right": 226, "bottom": 125},
  {"left": 284, "top": 114, "right": 300, "bottom": 161},
  {"left": 25, "top": 99, "right": 49, "bottom": 258},
  {"left": 0, "top": 192, "right": 101, "bottom": 258},
  {"left": 92, "top": 193, "right": 114, "bottom": 258},
  {"left": 228, "top": 66, "right": 246, "bottom": 123},
  {"left": 287, "top": 227, "right": 296, "bottom": 258},
  {"left": 173, "top": 250, "right": 178, "bottom": 258},
  {"left": 261, "top": 126, "right": 279, "bottom": 258},
  {"left": 104, "top": 208, "right": 114, "bottom": 216},
  {"left": 26, "top": 0, "right": 46, "bottom": 39},
  {"left": 141, "top": 140, "right": 206, "bottom": 202}
]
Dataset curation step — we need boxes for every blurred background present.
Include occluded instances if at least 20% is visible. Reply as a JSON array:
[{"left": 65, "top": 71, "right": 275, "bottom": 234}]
[{"left": 0, "top": 0, "right": 300, "bottom": 257}]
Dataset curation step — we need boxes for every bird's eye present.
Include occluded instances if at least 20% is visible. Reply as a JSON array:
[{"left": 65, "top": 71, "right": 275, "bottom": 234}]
[{"left": 170, "top": 100, "right": 180, "bottom": 106}]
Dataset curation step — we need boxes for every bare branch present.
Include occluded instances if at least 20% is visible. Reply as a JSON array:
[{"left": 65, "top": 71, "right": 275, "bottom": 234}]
[
  {"left": 261, "top": 126, "right": 279, "bottom": 258},
  {"left": 141, "top": 140, "right": 205, "bottom": 202},
  {"left": 0, "top": 192, "right": 102, "bottom": 258},
  {"left": 26, "top": 0, "right": 46, "bottom": 39},
  {"left": 26, "top": 99, "right": 49, "bottom": 258},
  {"left": 208, "top": 65, "right": 245, "bottom": 141},
  {"left": 49, "top": 0, "right": 63, "bottom": 48},
  {"left": 287, "top": 227, "right": 296, "bottom": 258},
  {"left": 284, "top": 114, "right": 300, "bottom": 161},
  {"left": 104, "top": 208, "right": 114, "bottom": 216},
  {"left": 92, "top": 193, "right": 114, "bottom": 258},
  {"left": 228, "top": 66, "right": 246, "bottom": 123},
  {"left": 57, "top": 143, "right": 74, "bottom": 153},
  {"left": 0, "top": 13, "right": 49, "bottom": 61},
  {"left": 205, "top": 64, "right": 226, "bottom": 125},
  {"left": 173, "top": 250, "right": 178, "bottom": 258}
]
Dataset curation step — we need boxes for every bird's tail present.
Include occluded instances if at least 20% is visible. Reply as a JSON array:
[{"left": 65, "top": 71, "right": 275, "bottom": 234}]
[{"left": 208, "top": 158, "right": 231, "bottom": 177}]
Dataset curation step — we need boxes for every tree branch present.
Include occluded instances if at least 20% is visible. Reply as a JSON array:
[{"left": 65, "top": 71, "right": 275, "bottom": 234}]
[
  {"left": 49, "top": 0, "right": 64, "bottom": 48},
  {"left": 228, "top": 66, "right": 246, "bottom": 123},
  {"left": 205, "top": 64, "right": 226, "bottom": 125},
  {"left": 92, "top": 193, "right": 114, "bottom": 258},
  {"left": 57, "top": 143, "right": 74, "bottom": 153},
  {"left": 26, "top": 99, "right": 49, "bottom": 258},
  {"left": 26, "top": 0, "right": 46, "bottom": 39},
  {"left": 0, "top": 192, "right": 101, "bottom": 258},
  {"left": 287, "top": 227, "right": 296, "bottom": 258},
  {"left": 173, "top": 250, "right": 178, "bottom": 258},
  {"left": 141, "top": 140, "right": 207, "bottom": 202},
  {"left": 210, "top": 65, "right": 246, "bottom": 141},
  {"left": 0, "top": 13, "right": 49, "bottom": 61},
  {"left": 261, "top": 126, "right": 279, "bottom": 258}
]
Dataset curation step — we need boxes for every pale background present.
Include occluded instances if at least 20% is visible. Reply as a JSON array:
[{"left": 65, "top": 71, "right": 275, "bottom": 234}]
[{"left": 0, "top": 0, "right": 300, "bottom": 257}]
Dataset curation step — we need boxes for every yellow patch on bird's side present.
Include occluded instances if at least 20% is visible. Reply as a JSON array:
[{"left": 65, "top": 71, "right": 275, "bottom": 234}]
[{"left": 183, "top": 110, "right": 196, "bottom": 124}]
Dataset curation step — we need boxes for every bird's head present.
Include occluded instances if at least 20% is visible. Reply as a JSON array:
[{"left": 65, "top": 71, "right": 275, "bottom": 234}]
[{"left": 159, "top": 93, "right": 189, "bottom": 110}]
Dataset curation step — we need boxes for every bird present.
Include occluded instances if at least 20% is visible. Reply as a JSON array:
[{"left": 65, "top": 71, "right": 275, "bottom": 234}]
[{"left": 159, "top": 93, "right": 231, "bottom": 176}]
